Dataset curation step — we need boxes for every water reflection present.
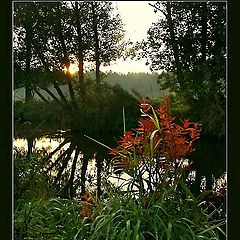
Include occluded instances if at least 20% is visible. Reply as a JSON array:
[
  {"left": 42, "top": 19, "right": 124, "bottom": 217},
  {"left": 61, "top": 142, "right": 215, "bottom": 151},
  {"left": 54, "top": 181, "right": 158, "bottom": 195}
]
[
  {"left": 14, "top": 136, "right": 226, "bottom": 196},
  {"left": 14, "top": 135, "right": 114, "bottom": 197}
]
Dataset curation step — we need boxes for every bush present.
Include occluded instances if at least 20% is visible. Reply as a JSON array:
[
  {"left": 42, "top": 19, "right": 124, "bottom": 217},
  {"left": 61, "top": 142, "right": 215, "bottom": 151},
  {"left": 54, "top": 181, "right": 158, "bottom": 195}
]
[
  {"left": 74, "top": 80, "right": 140, "bottom": 136},
  {"left": 14, "top": 100, "right": 60, "bottom": 137}
]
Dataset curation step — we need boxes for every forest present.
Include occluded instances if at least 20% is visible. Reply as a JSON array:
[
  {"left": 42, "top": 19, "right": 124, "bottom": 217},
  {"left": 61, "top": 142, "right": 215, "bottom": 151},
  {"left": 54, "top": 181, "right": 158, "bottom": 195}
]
[{"left": 13, "top": 1, "right": 226, "bottom": 239}]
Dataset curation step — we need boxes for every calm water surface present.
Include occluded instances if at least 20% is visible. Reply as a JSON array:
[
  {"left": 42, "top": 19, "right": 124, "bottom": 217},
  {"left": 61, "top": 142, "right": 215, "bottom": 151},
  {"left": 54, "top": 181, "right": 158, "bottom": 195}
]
[{"left": 13, "top": 136, "right": 227, "bottom": 192}]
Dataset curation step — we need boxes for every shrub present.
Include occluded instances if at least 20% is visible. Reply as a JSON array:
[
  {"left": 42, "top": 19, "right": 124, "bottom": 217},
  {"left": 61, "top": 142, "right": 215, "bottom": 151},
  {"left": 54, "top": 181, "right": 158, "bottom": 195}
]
[{"left": 75, "top": 80, "right": 140, "bottom": 136}]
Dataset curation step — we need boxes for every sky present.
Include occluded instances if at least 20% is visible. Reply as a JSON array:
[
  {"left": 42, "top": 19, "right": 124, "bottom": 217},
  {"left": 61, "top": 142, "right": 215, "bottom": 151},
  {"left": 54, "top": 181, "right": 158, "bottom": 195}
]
[{"left": 101, "top": 1, "right": 161, "bottom": 74}]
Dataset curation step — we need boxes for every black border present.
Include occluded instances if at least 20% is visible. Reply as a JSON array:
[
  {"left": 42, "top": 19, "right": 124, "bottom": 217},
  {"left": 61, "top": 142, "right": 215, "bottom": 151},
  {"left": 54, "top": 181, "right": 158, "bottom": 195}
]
[
  {"left": 1, "top": 0, "right": 238, "bottom": 239},
  {"left": 228, "top": 0, "right": 239, "bottom": 239},
  {"left": 0, "top": 0, "right": 12, "bottom": 239}
]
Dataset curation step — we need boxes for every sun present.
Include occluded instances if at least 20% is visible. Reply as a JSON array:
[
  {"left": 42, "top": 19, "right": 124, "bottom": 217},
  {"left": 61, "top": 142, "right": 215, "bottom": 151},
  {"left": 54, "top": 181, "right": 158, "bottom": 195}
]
[{"left": 64, "top": 63, "right": 79, "bottom": 75}]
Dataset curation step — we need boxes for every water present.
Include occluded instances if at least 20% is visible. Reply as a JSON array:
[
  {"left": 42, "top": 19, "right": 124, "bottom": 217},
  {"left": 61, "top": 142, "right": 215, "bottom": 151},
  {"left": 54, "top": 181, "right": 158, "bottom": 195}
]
[
  {"left": 13, "top": 135, "right": 227, "bottom": 194},
  {"left": 13, "top": 136, "right": 133, "bottom": 192}
]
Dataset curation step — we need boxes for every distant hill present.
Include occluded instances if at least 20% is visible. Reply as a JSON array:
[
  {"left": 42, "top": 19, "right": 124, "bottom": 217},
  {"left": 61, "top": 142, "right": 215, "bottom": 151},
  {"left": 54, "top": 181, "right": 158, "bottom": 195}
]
[{"left": 102, "top": 72, "right": 168, "bottom": 99}]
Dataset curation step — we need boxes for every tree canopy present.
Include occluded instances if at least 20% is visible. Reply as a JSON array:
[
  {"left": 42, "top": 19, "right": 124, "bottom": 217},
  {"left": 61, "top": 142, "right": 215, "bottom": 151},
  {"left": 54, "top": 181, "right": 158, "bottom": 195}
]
[
  {"left": 139, "top": 2, "right": 226, "bottom": 99},
  {"left": 13, "top": 1, "right": 126, "bottom": 99},
  {"left": 138, "top": 1, "right": 226, "bottom": 137}
]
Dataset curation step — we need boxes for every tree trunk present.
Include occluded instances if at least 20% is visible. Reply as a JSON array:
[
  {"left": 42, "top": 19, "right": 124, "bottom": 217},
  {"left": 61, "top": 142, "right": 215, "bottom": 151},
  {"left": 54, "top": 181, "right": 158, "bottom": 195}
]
[
  {"left": 91, "top": 2, "right": 101, "bottom": 83},
  {"left": 55, "top": 4, "right": 78, "bottom": 113},
  {"left": 75, "top": 2, "right": 87, "bottom": 106},
  {"left": 24, "top": 21, "right": 33, "bottom": 103},
  {"left": 165, "top": 2, "right": 184, "bottom": 83}
]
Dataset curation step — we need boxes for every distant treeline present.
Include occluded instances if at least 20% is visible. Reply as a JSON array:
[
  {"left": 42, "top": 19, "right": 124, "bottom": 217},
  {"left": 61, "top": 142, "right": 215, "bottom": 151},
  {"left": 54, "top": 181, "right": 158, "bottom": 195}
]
[
  {"left": 103, "top": 72, "right": 168, "bottom": 99},
  {"left": 14, "top": 71, "right": 168, "bottom": 101}
]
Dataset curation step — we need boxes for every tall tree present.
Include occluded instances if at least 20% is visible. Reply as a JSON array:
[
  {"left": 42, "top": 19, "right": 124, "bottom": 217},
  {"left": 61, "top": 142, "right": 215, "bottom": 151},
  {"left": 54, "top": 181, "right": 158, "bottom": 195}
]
[
  {"left": 71, "top": 1, "right": 90, "bottom": 105},
  {"left": 14, "top": 2, "right": 42, "bottom": 157},
  {"left": 13, "top": 1, "right": 127, "bottom": 197},
  {"left": 140, "top": 2, "right": 226, "bottom": 99},
  {"left": 139, "top": 1, "right": 226, "bottom": 136},
  {"left": 14, "top": 3, "right": 37, "bottom": 103},
  {"left": 88, "top": 1, "right": 125, "bottom": 83}
]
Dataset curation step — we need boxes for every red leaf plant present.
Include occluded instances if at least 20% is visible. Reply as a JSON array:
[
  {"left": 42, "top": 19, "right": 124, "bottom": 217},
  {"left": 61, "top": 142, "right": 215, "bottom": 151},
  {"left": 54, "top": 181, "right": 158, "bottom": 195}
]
[{"left": 110, "top": 96, "right": 201, "bottom": 195}]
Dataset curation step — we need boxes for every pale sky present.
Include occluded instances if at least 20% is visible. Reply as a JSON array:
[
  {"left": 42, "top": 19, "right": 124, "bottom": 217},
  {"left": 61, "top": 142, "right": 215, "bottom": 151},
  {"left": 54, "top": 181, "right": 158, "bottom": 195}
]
[{"left": 101, "top": 1, "right": 162, "bottom": 74}]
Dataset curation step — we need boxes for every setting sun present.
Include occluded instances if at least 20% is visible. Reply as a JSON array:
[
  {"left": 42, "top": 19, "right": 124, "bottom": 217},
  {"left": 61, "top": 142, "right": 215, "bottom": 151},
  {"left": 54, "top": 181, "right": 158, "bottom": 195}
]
[{"left": 64, "top": 64, "right": 79, "bottom": 75}]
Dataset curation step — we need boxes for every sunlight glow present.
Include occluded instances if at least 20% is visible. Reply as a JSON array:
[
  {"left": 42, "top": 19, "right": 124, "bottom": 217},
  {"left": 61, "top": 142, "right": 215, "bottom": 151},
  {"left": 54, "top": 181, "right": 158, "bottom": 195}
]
[{"left": 64, "top": 64, "right": 79, "bottom": 75}]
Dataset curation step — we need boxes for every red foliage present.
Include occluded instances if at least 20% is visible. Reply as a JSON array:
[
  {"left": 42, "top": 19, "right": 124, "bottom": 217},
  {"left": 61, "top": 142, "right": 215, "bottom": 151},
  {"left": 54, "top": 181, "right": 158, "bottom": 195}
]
[{"left": 110, "top": 97, "right": 201, "bottom": 170}]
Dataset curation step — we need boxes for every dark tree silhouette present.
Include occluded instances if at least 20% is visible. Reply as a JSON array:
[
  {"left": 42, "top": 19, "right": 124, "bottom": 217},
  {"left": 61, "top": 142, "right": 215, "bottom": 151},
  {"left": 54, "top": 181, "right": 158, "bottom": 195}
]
[{"left": 13, "top": 1, "right": 128, "bottom": 198}]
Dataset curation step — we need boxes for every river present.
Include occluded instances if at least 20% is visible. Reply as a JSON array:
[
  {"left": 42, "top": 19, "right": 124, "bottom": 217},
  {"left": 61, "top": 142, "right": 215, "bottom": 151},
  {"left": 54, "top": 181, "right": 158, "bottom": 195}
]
[{"left": 13, "top": 133, "right": 227, "bottom": 195}]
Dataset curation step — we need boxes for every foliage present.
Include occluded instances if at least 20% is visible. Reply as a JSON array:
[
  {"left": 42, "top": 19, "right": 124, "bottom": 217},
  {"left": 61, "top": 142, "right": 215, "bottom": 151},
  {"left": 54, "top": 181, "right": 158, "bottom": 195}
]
[
  {"left": 14, "top": 186, "right": 225, "bottom": 240},
  {"left": 13, "top": 1, "right": 126, "bottom": 91},
  {"left": 86, "top": 1, "right": 126, "bottom": 67},
  {"left": 140, "top": 2, "right": 226, "bottom": 99},
  {"left": 165, "top": 93, "right": 225, "bottom": 138},
  {"left": 110, "top": 96, "right": 201, "bottom": 197},
  {"left": 14, "top": 148, "right": 82, "bottom": 239},
  {"left": 14, "top": 100, "right": 60, "bottom": 136},
  {"left": 81, "top": 81, "right": 139, "bottom": 135},
  {"left": 138, "top": 1, "right": 226, "bottom": 138}
]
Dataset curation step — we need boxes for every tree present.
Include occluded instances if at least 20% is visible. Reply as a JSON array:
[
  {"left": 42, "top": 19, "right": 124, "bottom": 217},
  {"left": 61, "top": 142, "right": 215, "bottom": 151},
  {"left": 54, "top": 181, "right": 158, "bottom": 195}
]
[
  {"left": 88, "top": 1, "right": 125, "bottom": 83},
  {"left": 13, "top": 1, "right": 128, "bottom": 198},
  {"left": 71, "top": 1, "right": 91, "bottom": 105},
  {"left": 13, "top": 3, "right": 37, "bottom": 102},
  {"left": 138, "top": 1, "right": 226, "bottom": 137},
  {"left": 14, "top": 2, "right": 45, "bottom": 157}
]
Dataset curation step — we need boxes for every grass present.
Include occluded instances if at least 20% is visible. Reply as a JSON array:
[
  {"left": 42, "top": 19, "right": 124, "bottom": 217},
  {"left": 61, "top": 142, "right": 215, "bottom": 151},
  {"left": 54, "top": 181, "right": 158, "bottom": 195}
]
[
  {"left": 14, "top": 197, "right": 82, "bottom": 240},
  {"left": 81, "top": 184, "right": 225, "bottom": 240},
  {"left": 14, "top": 155, "right": 226, "bottom": 240}
]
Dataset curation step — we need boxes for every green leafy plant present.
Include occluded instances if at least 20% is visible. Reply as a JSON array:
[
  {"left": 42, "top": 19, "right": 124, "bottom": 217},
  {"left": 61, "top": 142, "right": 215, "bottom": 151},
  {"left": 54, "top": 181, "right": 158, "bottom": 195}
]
[{"left": 14, "top": 148, "right": 55, "bottom": 200}]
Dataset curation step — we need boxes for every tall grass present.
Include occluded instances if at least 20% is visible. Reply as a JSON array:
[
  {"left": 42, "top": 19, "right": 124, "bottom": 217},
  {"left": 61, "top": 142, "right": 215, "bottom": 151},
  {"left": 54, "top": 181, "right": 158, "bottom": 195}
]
[
  {"left": 76, "top": 182, "right": 225, "bottom": 240},
  {"left": 14, "top": 185, "right": 225, "bottom": 239},
  {"left": 14, "top": 197, "right": 82, "bottom": 240}
]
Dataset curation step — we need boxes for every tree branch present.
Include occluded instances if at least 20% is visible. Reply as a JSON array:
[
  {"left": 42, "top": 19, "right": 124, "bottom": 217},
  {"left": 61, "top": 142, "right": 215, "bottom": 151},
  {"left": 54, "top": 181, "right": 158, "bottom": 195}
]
[
  {"left": 148, "top": 3, "right": 167, "bottom": 17},
  {"left": 33, "top": 87, "right": 51, "bottom": 104},
  {"left": 43, "top": 87, "right": 65, "bottom": 107}
]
